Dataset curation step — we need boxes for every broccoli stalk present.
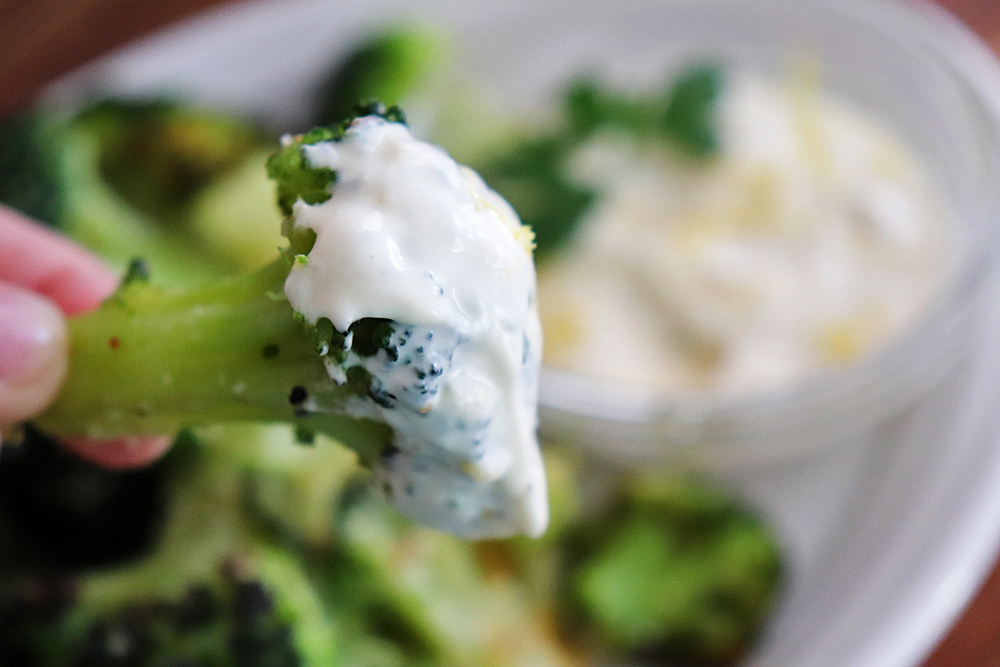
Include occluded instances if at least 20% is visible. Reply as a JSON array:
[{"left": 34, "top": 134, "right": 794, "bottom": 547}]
[
  {"left": 32, "top": 112, "right": 420, "bottom": 464},
  {"left": 33, "top": 253, "right": 391, "bottom": 461}
]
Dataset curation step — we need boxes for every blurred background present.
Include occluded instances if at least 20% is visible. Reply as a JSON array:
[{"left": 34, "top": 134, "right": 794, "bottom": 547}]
[{"left": 0, "top": 1, "right": 999, "bottom": 666}]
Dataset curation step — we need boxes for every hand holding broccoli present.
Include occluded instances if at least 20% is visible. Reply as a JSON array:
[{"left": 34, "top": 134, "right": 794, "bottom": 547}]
[{"left": 0, "top": 205, "right": 172, "bottom": 468}]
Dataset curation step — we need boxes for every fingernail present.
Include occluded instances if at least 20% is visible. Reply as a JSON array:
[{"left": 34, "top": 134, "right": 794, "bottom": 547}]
[{"left": 0, "top": 284, "right": 67, "bottom": 384}]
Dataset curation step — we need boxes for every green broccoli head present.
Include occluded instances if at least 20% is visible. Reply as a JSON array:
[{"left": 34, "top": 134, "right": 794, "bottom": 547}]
[
  {"left": 0, "top": 100, "right": 274, "bottom": 286},
  {"left": 0, "top": 571, "right": 303, "bottom": 667},
  {"left": 560, "top": 474, "right": 782, "bottom": 666},
  {"left": 314, "top": 28, "right": 447, "bottom": 127},
  {"left": 268, "top": 102, "right": 406, "bottom": 218},
  {"left": 72, "top": 99, "right": 264, "bottom": 224},
  {"left": 0, "top": 111, "right": 64, "bottom": 225}
]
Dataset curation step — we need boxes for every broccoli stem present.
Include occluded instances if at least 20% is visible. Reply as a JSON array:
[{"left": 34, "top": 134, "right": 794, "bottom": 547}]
[{"left": 34, "top": 258, "right": 390, "bottom": 462}]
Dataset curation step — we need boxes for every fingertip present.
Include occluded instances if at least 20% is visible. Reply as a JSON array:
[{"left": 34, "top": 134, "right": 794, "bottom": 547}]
[
  {"left": 58, "top": 435, "right": 174, "bottom": 470},
  {"left": 0, "top": 205, "right": 120, "bottom": 315},
  {"left": 0, "top": 284, "right": 68, "bottom": 426}
]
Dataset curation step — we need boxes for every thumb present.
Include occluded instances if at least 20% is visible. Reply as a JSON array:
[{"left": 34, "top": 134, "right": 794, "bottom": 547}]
[{"left": 0, "top": 282, "right": 68, "bottom": 426}]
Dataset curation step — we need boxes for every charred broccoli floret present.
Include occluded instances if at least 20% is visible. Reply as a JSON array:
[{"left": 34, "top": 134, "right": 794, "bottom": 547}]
[
  {"left": 0, "top": 571, "right": 304, "bottom": 667},
  {"left": 73, "top": 99, "right": 263, "bottom": 224},
  {"left": 0, "top": 433, "right": 336, "bottom": 667},
  {"left": 0, "top": 111, "right": 65, "bottom": 225},
  {"left": 558, "top": 473, "right": 782, "bottom": 666}
]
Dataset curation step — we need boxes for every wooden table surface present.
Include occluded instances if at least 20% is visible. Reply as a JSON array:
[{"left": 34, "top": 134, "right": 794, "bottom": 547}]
[{"left": 1, "top": 0, "right": 999, "bottom": 665}]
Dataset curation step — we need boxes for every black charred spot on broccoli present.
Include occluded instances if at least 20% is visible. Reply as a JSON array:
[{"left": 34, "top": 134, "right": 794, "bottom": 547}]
[
  {"left": 231, "top": 580, "right": 274, "bottom": 622},
  {"left": 120, "top": 258, "right": 152, "bottom": 287},
  {"left": 171, "top": 585, "right": 218, "bottom": 630},
  {"left": 293, "top": 425, "right": 316, "bottom": 445},
  {"left": 288, "top": 386, "right": 308, "bottom": 406},
  {"left": 228, "top": 578, "right": 301, "bottom": 667}
]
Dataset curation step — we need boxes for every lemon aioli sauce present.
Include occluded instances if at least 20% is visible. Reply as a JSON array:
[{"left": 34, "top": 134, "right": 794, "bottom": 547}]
[
  {"left": 283, "top": 117, "right": 547, "bottom": 538},
  {"left": 539, "top": 75, "right": 949, "bottom": 396}
]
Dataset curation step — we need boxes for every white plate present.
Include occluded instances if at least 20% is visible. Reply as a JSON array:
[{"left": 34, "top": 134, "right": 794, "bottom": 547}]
[{"left": 46, "top": 1, "right": 1000, "bottom": 666}]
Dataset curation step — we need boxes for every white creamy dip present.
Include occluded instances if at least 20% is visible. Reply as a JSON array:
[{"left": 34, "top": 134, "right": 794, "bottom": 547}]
[
  {"left": 283, "top": 117, "right": 547, "bottom": 538},
  {"left": 539, "top": 75, "right": 949, "bottom": 396}
]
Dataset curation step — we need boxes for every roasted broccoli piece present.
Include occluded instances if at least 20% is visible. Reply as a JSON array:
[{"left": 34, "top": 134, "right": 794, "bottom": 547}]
[
  {"left": 73, "top": 99, "right": 263, "bottom": 224},
  {"left": 0, "top": 433, "right": 336, "bottom": 667},
  {"left": 0, "top": 568, "right": 306, "bottom": 667},
  {"left": 0, "top": 111, "right": 65, "bottom": 225},
  {"left": 314, "top": 27, "right": 448, "bottom": 129},
  {"left": 0, "top": 100, "right": 278, "bottom": 284},
  {"left": 0, "top": 425, "right": 168, "bottom": 570},
  {"left": 31, "top": 103, "right": 544, "bottom": 539},
  {"left": 322, "top": 483, "right": 580, "bottom": 667},
  {"left": 558, "top": 473, "right": 782, "bottom": 666}
]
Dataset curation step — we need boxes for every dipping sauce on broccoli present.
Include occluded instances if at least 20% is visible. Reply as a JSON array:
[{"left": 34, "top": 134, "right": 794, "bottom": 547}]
[{"left": 281, "top": 115, "right": 547, "bottom": 538}]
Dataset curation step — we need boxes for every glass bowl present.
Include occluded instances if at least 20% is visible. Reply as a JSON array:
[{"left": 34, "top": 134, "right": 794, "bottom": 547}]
[{"left": 528, "top": 0, "right": 1000, "bottom": 468}]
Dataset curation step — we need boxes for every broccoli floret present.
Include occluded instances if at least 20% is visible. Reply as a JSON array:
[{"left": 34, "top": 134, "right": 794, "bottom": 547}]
[
  {"left": 314, "top": 27, "right": 448, "bottom": 128},
  {"left": 0, "top": 100, "right": 274, "bottom": 285},
  {"left": 327, "top": 485, "right": 579, "bottom": 667},
  {"left": 0, "top": 112, "right": 64, "bottom": 225},
  {"left": 0, "top": 435, "right": 337, "bottom": 667},
  {"left": 1, "top": 572, "right": 302, "bottom": 667},
  {"left": 559, "top": 473, "right": 782, "bottom": 666},
  {"left": 72, "top": 99, "right": 264, "bottom": 225}
]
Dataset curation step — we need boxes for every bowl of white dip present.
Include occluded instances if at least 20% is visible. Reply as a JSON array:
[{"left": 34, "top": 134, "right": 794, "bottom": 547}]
[{"left": 527, "top": 0, "right": 1000, "bottom": 467}]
